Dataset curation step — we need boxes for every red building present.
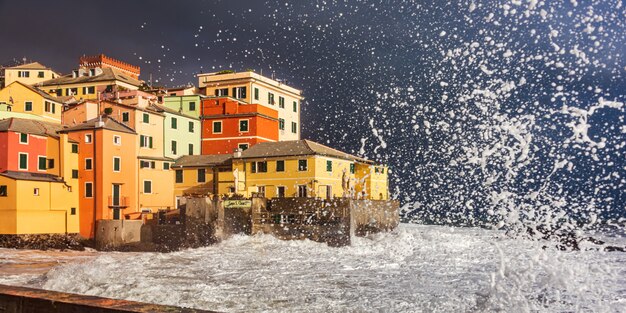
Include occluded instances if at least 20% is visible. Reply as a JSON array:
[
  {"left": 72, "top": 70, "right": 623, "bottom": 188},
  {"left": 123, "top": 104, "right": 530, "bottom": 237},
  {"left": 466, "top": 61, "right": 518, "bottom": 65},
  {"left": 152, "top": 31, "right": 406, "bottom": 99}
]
[
  {"left": 0, "top": 118, "right": 60, "bottom": 173},
  {"left": 201, "top": 97, "right": 279, "bottom": 154}
]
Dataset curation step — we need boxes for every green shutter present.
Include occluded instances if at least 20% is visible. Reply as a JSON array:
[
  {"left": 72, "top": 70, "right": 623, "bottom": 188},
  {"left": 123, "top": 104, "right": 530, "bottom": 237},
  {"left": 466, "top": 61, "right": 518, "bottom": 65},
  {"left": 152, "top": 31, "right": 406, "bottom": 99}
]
[
  {"left": 171, "top": 118, "right": 177, "bottom": 129},
  {"left": 350, "top": 163, "right": 355, "bottom": 174},
  {"left": 176, "top": 170, "right": 183, "bottom": 183},
  {"left": 39, "top": 157, "right": 47, "bottom": 170},
  {"left": 293, "top": 101, "right": 297, "bottom": 112},
  {"left": 149, "top": 136, "right": 153, "bottom": 148},
  {"left": 71, "top": 144, "right": 78, "bottom": 153},
  {"left": 19, "top": 154, "right": 27, "bottom": 169},
  {"left": 326, "top": 160, "right": 332, "bottom": 172}
]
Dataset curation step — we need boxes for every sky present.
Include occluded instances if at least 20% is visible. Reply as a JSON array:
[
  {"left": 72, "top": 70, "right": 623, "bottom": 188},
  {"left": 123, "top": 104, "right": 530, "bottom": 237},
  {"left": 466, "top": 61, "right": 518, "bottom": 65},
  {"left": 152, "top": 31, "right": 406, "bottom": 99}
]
[{"left": 1, "top": 0, "right": 624, "bottom": 225}]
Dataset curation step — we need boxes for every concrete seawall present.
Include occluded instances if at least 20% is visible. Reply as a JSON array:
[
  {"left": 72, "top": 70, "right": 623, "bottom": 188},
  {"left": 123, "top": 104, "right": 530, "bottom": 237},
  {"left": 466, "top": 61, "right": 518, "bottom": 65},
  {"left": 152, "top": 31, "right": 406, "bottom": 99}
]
[{"left": 0, "top": 284, "right": 217, "bottom": 312}]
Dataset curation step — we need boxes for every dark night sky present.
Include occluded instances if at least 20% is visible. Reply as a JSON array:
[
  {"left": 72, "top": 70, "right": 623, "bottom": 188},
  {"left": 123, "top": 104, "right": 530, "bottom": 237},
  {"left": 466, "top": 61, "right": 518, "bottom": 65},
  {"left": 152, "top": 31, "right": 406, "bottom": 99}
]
[{"left": 1, "top": 0, "right": 624, "bottom": 223}]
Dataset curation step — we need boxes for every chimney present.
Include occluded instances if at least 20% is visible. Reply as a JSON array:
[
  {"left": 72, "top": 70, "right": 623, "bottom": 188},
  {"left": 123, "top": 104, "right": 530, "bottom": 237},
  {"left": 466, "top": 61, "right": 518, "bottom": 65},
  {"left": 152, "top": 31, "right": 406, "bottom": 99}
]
[
  {"left": 95, "top": 115, "right": 105, "bottom": 128},
  {"left": 233, "top": 148, "right": 242, "bottom": 158}
]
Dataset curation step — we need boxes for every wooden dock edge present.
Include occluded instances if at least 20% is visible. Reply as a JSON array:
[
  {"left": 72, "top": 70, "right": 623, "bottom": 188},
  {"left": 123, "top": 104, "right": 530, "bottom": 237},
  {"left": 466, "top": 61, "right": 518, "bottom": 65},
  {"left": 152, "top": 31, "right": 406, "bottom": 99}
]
[{"left": 0, "top": 284, "right": 219, "bottom": 313}]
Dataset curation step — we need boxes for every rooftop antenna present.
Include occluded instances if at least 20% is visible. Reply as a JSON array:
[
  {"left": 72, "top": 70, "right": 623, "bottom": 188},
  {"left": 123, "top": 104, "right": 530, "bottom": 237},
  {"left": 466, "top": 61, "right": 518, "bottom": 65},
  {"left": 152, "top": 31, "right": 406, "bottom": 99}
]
[{"left": 22, "top": 57, "right": 27, "bottom": 65}]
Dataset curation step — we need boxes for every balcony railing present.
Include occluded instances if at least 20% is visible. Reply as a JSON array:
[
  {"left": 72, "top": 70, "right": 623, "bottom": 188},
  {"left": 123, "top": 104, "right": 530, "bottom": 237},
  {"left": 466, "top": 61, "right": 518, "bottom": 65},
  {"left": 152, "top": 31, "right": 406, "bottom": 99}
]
[{"left": 108, "top": 196, "right": 129, "bottom": 209}]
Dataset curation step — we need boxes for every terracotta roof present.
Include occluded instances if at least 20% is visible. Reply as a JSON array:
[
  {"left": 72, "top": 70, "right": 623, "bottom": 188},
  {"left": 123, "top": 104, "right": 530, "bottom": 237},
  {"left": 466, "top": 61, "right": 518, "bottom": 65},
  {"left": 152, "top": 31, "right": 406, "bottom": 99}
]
[
  {"left": 237, "top": 139, "right": 373, "bottom": 163},
  {"left": 0, "top": 117, "right": 64, "bottom": 138},
  {"left": 0, "top": 171, "right": 65, "bottom": 183},
  {"left": 58, "top": 115, "right": 136, "bottom": 134},
  {"left": 38, "top": 67, "right": 142, "bottom": 87},
  {"left": 182, "top": 182, "right": 214, "bottom": 196},
  {"left": 172, "top": 154, "right": 232, "bottom": 168},
  {"left": 6, "top": 62, "right": 52, "bottom": 71},
  {"left": 9, "top": 81, "right": 64, "bottom": 103}
]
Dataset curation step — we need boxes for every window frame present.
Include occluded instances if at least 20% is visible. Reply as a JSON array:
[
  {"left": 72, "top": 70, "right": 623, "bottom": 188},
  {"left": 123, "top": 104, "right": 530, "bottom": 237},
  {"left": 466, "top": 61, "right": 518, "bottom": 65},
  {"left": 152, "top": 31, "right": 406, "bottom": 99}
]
[
  {"left": 171, "top": 117, "right": 178, "bottom": 129},
  {"left": 143, "top": 180, "right": 153, "bottom": 194},
  {"left": 239, "top": 119, "right": 249, "bottom": 132},
  {"left": 276, "top": 160, "right": 285, "bottom": 172},
  {"left": 113, "top": 156, "right": 121, "bottom": 172},
  {"left": 189, "top": 101, "right": 196, "bottom": 111},
  {"left": 113, "top": 135, "right": 121, "bottom": 146},
  {"left": 175, "top": 170, "right": 183, "bottom": 183},
  {"left": 122, "top": 112, "right": 130, "bottom": 123},
  {"left": 212, "top": 121, "right": 222, "bottom": 134},
  {"left": 24, "top": 101, "right": 33, "bottom": 112},
  {"left": 85, "top": 182, "right": 93, "bottom": 198},
  {"left": 188, "top": 121, "right": 194, "bottom": 133},
  {"left": 0, "top": 185, "right": 7, "bottom": 197},
  {"left": 71, "top": 143, "right": 79, "bottom": 153},
  {"left": 19, "top": 133, "right": 28, "bottom": 144},
  {"left": 18, "top": 152, "right": 28, "bottom": 170},
  {"left": 142, "top": 113, "right": 150, "bottom": 124},
  {"left": 85, "top": 158, "right": 93, "bottom": 170},
  {"left": 238, "top": 143, "right": 249, "bottom": 151},
  {"left": 298, "top": 159, "right": 308, "bottom": 172},
  {"left": 326, "top": 160, "right": 333, "bottom": 172},
  {"left": 38, "top": 155, "right": 47, "bottom": 171},
  {"left": 197, "top": 169, "right": 206, "bottom": 183},
  {"left": 85, "top": 134, "right": 92, "bottom": 144}
]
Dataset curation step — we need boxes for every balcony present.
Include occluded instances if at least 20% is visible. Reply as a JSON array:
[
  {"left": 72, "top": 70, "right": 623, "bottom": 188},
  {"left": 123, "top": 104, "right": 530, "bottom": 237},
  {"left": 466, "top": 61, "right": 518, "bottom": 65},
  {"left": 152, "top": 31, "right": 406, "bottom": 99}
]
[{"left": 108, "top": 196, "right": 129, "bottom": 209}]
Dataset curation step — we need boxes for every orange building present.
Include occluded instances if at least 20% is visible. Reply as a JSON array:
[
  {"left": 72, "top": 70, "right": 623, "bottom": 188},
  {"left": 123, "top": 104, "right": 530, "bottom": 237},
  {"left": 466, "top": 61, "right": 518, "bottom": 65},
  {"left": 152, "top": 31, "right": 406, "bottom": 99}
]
[
  {"left": 59, "top": 116, "right": 137, "bottom": 239},
  {"left": 201, "top": 97, "right": 279, "bottom": 154}
]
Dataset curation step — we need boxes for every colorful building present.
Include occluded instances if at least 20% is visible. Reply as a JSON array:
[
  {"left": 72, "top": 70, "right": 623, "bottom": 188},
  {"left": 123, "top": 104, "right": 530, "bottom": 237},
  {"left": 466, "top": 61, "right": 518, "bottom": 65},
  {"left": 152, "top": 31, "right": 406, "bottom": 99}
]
[
  {"left": 197, "top": 71, "right": 302, "bottom": 141},
  {"left": 0, "top": 118, "right": 80, "bottom": 235},
  {"left": 59, "top": 116, "right": 138, "bottom": 239},
  {"left": 0, "top": 81, "right": 68, "bottom": 123},
  {"left": 1, "top": 62, "right": 60, "bottom": 88},
  {"left": 38, "top": 55, "right": 142, "bottom": 100},
  {"left": 161, "top": 94, "right": 205, "bottom": 119},
  {"left": 171, "top": 154, "right": 233, "bottom": 207},
  {"left": 153, "top": 104, "right": 201, "bottom": 159},
  {"left": 200, "top": 97, "right": 279, "bottom": 154}
]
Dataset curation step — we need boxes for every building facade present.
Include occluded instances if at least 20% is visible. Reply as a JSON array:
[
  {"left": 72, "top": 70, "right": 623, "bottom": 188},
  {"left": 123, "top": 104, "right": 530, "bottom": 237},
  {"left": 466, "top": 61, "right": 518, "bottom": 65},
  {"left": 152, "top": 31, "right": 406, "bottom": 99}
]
[
  {"left": 197, "top": 71, "right": 302, "bottom": 141},
  {"left": 0, "top": 81, "right": 66, "bottom": 123},
  {"left": 200, "top": 97, "right": 279, "bottom": 154},
  {"left": 1, "top": 62, "right": 60, "bottom": 88}
]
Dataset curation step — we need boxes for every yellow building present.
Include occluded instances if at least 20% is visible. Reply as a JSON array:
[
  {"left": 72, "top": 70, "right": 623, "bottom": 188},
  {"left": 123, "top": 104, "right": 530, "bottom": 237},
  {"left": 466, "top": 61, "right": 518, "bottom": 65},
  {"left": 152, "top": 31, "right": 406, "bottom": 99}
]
[
  {"left": 172, "top": 140, "right": 389, "bottom": 201},
  {"left": 197, "top": 71, "right": 303, "bottom": 141},
  {"left": 171, "top": 154, "right": 233, "bottom": 207},
  {"left": 0, "top": 119, "right": 80, "bottom": 235},
  {"left": 1, "top": 62, "right": 60, "bottom": 88},
  {"left": 232, "top": 140, "right": 388, "bottom": 199},
  {"left": 38, "top": 67, "right": 142, "bottom": 100},
  {"left": 0, "top": 81, "right": 67, "bottom": 123}
]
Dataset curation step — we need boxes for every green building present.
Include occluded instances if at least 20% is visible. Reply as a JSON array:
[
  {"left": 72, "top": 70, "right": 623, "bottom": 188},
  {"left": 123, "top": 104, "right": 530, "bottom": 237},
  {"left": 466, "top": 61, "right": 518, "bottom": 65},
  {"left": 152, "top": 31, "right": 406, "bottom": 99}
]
[
  {"left": 153, "top": 104, "right": 201, "bottom": 159},
  {"left": 162, "top": 95, "right": 205, "bottom": 119}
]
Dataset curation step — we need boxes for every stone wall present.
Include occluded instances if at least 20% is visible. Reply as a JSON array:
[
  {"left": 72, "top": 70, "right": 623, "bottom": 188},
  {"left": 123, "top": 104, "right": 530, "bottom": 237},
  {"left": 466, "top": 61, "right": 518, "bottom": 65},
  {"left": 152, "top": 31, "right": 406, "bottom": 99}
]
[{"left": 94, "top": 220, "right": 144, "bottom": 250}]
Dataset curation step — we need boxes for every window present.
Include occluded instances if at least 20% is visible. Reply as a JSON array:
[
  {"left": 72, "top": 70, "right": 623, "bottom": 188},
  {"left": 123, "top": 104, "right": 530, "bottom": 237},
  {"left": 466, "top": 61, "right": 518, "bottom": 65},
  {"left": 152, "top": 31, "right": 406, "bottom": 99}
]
[
  {"left": 38, "top": 157, "right": 47, "bottom": 171},
  {"left": 350, "top": 163, "right": 355, "bottom": 174},
  {"left": 18, "top": 153, "right": 28, "bottom": 170},
  {"left": 140, "top": 161, "right": 156, "bottom": 169},
  {"left": 0, "top": 185, "right": 7, "bottom": 197},
  {"left": 85, "top": 158, "right": 93, "bottom": 170},
  {"left": 175, "top": 170, "right": 183, "bottom": 183},
  {"left": 279, "top": 96, "right": 285, "bottom": 108},
  {"left": 140, "top": 135, "right": 153, "bottom": 148},
  {"left": 163, "top": 162, "right": 170, "bottom": 170},
  {"left": 143, "top": 113, "right": 149, "bottom": 123},
  {"left": 197, "top": 169, "right": 206, "bottom": 183},
  {"left": 298, "top": 159, "right": 308, "bottom": 171},
  {"left": 268, "top": 92, "right": 275, "bottom": 105},
  {"left": 188, "top": 144, "right": 194, "bottom": 155},
  {"left": 113, "top": 157, "right": 121, "bottom": 172},
  {"left": 71, "top": 144, "right": 79, "bottom": 153},
  {"left": 55, "top": 89, "right": 62, "bottom": 97},
  {"left": 250, "top": 161, "right": 267, "bottom": 173},
  {"left": 45, "top": 101, "right": 51, "bottom": 113},
  {"left": 66, "top": 88, "right": 77, "bottom": 96},
  {"left": 215, "top": 88, "right": 228, "bottom": 96},
  {"left": 233, "top": 87, "right": 246, "bottom": 99},
  {"left": 113, "top": 135, "right": 121, "bottom": 145},
  {"left": 293, "top": 101, "right": 298, "bottom": 112},
  {"left": 171, "top": 141, "right": 177, "bottom": 154},
  {"left": 326, "top": 160, "right": 333, "bottom": 172},
  {"left": 85, "top": 182, "right": 93, "bottom": 198},
  {"left": 189, "top": 101, "right": 196, "bottom": 111},
  {"left": 212, "top": 121, "right": 222, "bottom": 134},
  {"left": 19, "top": 133, "right": 28, "bottom": 144},
  {"left": 297, "top": 185, "right": 308, "bottom": 198},
  {"left": 38, "top": 71, "right": 44, "bottom": 78},
  {"left": 257, "top": 186, "right": 266, "bottom": 196},
  {"left": 228, "top": 186, "right": 236, "bottom": 193},
  {"left": 239, "top": 120, "right": 249, "bottom": 132},
  {"left": 189, "top": 121, "right": 194, "bottom": 133},
  {"left": 18, "top": 71, "right": 29, "bottom": 78},
  {"left": 254, "top": 88, "right": 259, "bottom": 100},
  {"left": 143, "top": 181, "right": 152, "bottom": 194},
  {"left": 72, "top": 169, "right": 79, "bottom": 179},
  {"left": 122, "top": 112, "right": 130, "bottom": 122},
  {"left": 33, "top": 188, "right": 39, "bottom": 196},
  {"left": 276, "top": 186, "right": 285, "bottom": 198},
  {"left": 25, "top": 101, "right": 33, "bottom": 112},
  {"left": 171, "top": 117, "right": 178, "bottom": 129},
  {"left": 85, "top": 134, "right": 92, "bottom": 143},
  {"left": 279, "top": 118, "right": 285, "bottom": 130},
  {"left": 238, "top": 143, "right": 249, "bottom": 151},
  {"left": 291, "top": 122, "right": 298, "bottom": 134},
  {"left": 70, "top": 208, "right": 76, "bottom": 215},
  {"left": 49, "top": 158, "right": 57, "bottom": 170},
  {"left": 89, "top": 69, "right": 96, "bottom": 76},
  {"left": 276, "top": 160, "right": 285, "bottom": 172}
]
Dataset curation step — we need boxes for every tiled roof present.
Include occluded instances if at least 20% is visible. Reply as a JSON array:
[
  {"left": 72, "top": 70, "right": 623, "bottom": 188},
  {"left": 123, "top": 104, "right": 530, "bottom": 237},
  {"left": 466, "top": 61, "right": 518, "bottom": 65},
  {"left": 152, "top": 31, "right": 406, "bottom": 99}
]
[
  {"left": 6, "top": 62, "right": 51, "bottom": 71},
  {"left": 237, "top": 139, "right": 372, "bottom": 163},
  {"left": 9, "top": 81, "right": 64, "bottom": 103},
  {"left": 172, "top": 155, "right": 232, "bottom": 168},
  {"left": 38, "top": 67, "right": 142, "bottom": 87},
  {"left": 0, "top": 171, "right": 64, "bottom": 183},
  {"left": 0, "top": 117, "right": 64, "bottom": 138},
  {"left": 58, "top": 115, "right": 136, "bottom": 134}
]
